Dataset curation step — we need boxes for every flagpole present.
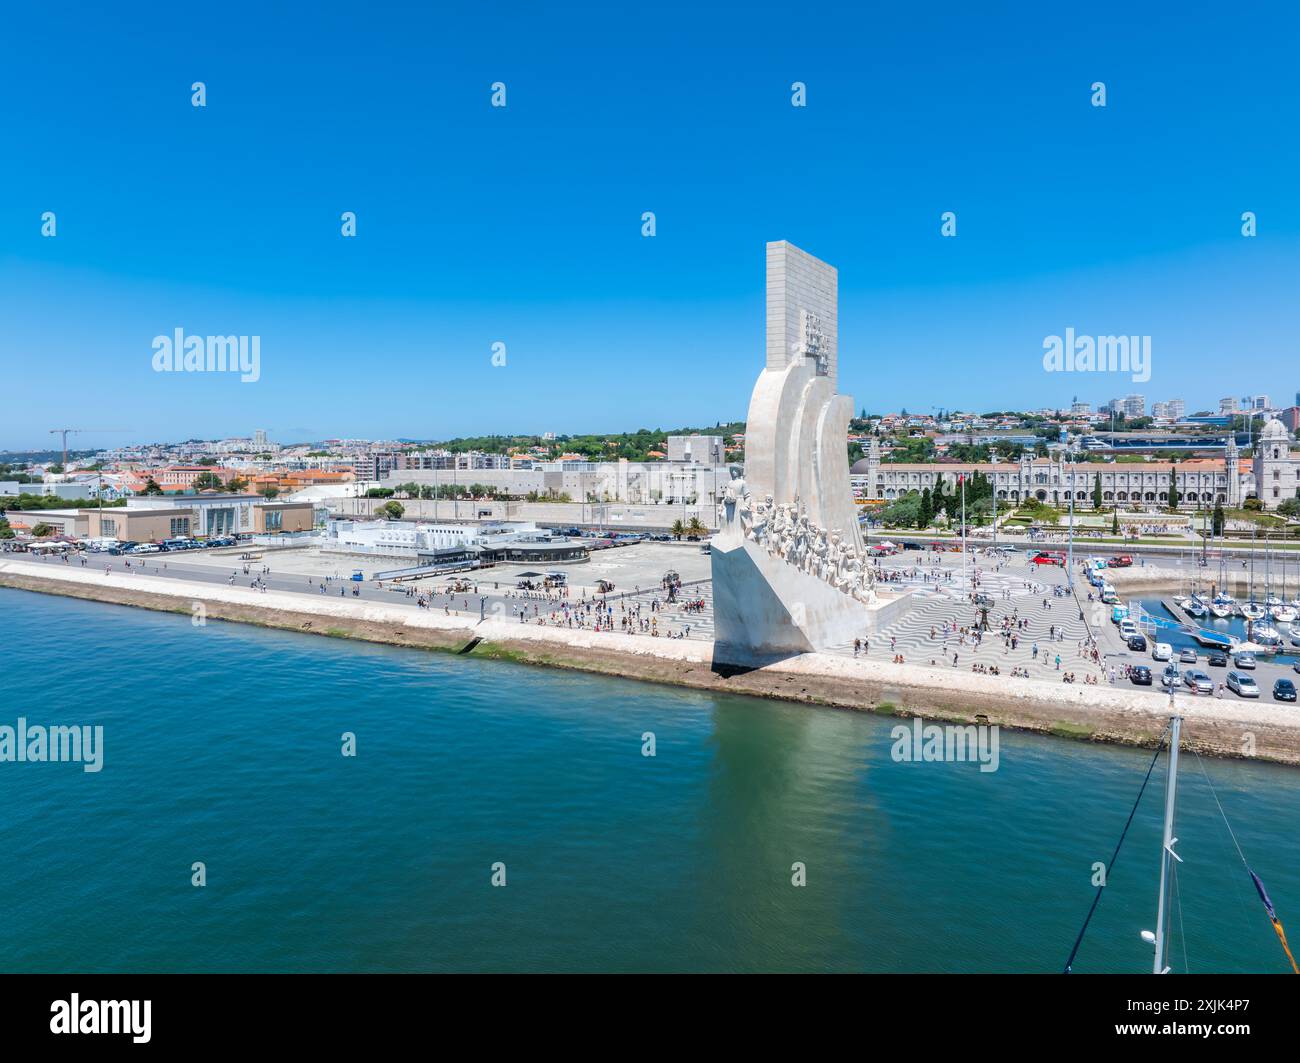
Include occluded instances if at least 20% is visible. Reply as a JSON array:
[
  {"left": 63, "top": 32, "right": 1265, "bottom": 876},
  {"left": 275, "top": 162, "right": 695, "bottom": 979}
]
[{"left": 1067, "top": 446, "right": 1075, "bottom": 593}]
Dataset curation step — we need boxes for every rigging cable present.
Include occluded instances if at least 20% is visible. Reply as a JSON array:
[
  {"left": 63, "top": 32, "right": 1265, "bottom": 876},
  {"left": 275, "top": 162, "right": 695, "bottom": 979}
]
[
  {"left": 1192, "top": 748, "right": 1299, "bottom": 974},
  {"left": 1171, "top": 855, "right": 1188, "bottom": 974},
  {"left": 1063, "top": 726, "right": 1170, "bottom": 974}
]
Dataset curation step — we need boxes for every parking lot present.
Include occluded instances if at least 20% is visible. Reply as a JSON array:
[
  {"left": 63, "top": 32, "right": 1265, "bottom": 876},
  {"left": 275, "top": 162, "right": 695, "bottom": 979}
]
[{"left": 1099, "top": 610, "right": 1300, "bottom": 705}]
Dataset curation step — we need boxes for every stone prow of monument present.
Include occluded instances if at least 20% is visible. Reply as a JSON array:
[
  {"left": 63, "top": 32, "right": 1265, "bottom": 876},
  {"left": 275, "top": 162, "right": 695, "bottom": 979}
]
[{"left": 711, "top": 241, "right": 903, "bottom": 663}]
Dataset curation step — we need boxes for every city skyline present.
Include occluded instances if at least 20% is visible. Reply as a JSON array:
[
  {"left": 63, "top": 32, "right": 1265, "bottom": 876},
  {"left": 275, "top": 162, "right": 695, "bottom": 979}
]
[
  {"left": 4, "top": 1, "right": 1299, "bottom": 451},
  {"left": 6, "top": 391, "right": 1295, "bottom": 458}
]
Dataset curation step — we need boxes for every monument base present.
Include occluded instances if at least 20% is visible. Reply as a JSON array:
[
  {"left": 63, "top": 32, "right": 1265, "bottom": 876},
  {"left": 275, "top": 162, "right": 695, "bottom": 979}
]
[{"left": 711, "top": 537, "right": 905, "bottom": 664}]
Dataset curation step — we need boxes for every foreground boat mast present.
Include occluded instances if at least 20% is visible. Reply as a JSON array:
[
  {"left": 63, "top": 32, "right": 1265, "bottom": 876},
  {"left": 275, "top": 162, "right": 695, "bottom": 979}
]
[{"left": 1148, "top": 714, "right": 1183, "bottom": 974}]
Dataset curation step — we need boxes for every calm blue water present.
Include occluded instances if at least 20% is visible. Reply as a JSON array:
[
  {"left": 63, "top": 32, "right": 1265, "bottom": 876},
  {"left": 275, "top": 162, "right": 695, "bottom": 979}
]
[
  {"left": 2, "top": 586, "right": 1298, "bottom": 973},
  {"left": 1138, "top": 598, "right": 1300, "bottom": 661}
]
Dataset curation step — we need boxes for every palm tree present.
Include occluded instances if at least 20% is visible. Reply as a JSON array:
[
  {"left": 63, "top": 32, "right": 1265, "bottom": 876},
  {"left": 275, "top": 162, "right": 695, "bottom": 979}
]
[
  {"left": 671, "top": 519, "right": 686, "bottom": 540},
  {"left": 686, "top": 516, "right": 706, "bottom": 538}
]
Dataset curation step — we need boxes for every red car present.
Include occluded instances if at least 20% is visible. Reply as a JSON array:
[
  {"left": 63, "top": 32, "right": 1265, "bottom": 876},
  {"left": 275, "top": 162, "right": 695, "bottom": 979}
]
[
  {"left": 1032, "top": 552, "right": 1066, "bottom": 566},
  {"left": 1110, "top": 555, "right": 1133, "bottom": 567}
]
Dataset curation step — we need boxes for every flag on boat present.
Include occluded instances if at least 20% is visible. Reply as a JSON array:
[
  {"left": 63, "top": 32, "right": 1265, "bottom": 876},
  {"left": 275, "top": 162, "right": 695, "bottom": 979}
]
[{"left": 1250, "top": 869, "right": 1299, "bottom": 974}]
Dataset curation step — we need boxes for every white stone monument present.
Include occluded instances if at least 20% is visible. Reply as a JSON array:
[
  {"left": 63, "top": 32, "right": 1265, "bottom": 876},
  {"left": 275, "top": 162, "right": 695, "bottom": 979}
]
[{"left": 712, "top": 241, "right": 883, "bottom": 660}]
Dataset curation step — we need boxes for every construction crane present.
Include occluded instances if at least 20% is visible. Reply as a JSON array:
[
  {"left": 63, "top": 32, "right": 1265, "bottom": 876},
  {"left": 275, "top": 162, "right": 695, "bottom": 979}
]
[{"left": 48, "top": 428, "right": 130, "bottom": 468}]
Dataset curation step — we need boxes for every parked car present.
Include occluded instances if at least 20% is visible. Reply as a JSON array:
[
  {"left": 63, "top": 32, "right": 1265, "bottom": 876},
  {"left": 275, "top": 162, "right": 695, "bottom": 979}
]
[
  {"left": 1178, "top": 648, "right": 1198, "bottom": 664},
  {"left": 1110, "top": 555, "right": 1134, "bottom": 568},
  {"left": 1160, "top": 666, "right": 1182, "bottom": 689},
  {"left": 1118, "top": 619, "right": 1139, "bottom": 640},
  {"left": 1183, "top": 670, "right": 1213, "bottom": 694},
  {"left": 1234, "top": 652, "right": 1257, "bottom": 670},
  {"left": 1273, "top": 678, "right": 1297, "bottom": 702},
  {"left": 1206, "top": 650, "right": 1229, "bottom": 667},
  {"left": 1129, "top": 665, "right": 1153, "bottom": 686},
  {"left": 1226, "top": 671, "right": 1260, "bottom": 697},
  {"left": 1152, "top": 643, "right": 1172, "bottom": 662},
  {"left": 1032, "top": 552, "right": 1065, "bottom": 566},
  {"left": 1126, "top": 634, "right": 1148, "bottom": 652}
]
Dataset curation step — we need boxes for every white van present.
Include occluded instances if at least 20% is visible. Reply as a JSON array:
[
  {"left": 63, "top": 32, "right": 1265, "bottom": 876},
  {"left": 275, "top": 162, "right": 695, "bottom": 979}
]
[{"left": 1152, "top": 642, "right": 1172, "bottom": 661}]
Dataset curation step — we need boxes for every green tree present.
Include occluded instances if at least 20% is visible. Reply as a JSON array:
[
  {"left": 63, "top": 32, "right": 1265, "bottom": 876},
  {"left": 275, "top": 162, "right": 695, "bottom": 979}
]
[
  {"left": 686, "top": 516, "right": 707, "bottom": 537},
  {"left": 1212, "top": 501, "right": 1226, "bottom": 535},
  {"left": 143, "top": 477, "right": 163, "bottom": 495},
  {"left": 670, "top": 519, "right": 686, "bottom": 540},
  {"left": 192, "top": 471, "right": 224, "bottom": 491},
  {"left": 918, "top": 488, "right": 933, "bottom": 529},
  {"left": 380, "top": 500, "right": 405, "bottom": 519},
  {"left": 1167, "top": 463, "right": 1180, "bottom": 511},
  {"left": 931, "top": 478, "right": 948, "bottom": 519},
  {"left": 260, "top": 486, "right": 279, "bottom": 499},
  {"left": 1111, "top": 510, "right": 1119, "bottom": 535},
  {"left": 881, "top": 492, "right": 922, "bottom": 528},
  {"left": 1092, "top": 472, "right": 1102, "bottom": 511},
  {"left": 32, "top": 522, "right": 53, "bottom": 537}
]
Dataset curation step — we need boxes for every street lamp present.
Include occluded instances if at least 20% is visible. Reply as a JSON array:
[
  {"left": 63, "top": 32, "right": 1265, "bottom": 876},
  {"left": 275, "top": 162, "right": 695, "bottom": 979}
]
[{"left": 1066, "top": 444, "right": 1075, "bottom": 592}]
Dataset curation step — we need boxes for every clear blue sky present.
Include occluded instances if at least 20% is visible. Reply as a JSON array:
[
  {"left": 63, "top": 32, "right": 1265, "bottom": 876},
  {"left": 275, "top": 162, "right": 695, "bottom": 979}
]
[{"left": 3, "top": 1, "right": 1298, "bottom": 451}]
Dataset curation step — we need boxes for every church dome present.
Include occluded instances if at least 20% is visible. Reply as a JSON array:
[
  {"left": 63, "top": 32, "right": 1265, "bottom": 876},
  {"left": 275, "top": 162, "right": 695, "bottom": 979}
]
[
  {"left": 850, "top": 457, "right": 874, "bottom": 474},
  {"left": 1260, "top": 417, "right": 1289, "bottom": 441}
]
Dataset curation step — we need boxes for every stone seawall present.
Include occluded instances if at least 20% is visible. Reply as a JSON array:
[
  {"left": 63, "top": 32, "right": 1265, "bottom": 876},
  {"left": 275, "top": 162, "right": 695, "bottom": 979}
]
[{"left": 3, "top": 559, "right": 1298, "bottom": 767}]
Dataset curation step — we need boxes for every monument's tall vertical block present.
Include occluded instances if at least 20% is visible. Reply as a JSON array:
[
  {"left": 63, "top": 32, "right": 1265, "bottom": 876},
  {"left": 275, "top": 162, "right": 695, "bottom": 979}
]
[
  {"left": 744, "top": 241, "right": 859, "bottom": 552},
  {"left": 712, "top": 241, "right": 888, "bottom": 661},
  {"left": 765, "top": 240, "right": 838, "bottom": 382}
]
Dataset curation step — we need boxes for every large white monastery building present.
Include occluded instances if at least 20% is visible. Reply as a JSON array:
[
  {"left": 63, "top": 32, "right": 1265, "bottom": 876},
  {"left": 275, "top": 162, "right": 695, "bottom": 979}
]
[{"left": 851, "top": 418, "right": 1300, "bottom": 511}]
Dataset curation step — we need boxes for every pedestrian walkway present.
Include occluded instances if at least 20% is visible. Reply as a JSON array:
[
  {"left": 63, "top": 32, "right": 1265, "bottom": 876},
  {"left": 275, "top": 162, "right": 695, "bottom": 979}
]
[
  {"left": 832, "top": 580, "right": 1101, "bottom": 680},
  {"left": 611, "top": 581, "right": 715, "bottom": 640}
]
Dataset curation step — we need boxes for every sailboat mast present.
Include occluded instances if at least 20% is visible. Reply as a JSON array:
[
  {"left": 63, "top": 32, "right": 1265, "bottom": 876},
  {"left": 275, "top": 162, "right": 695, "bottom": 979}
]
[{"left": 1152, "top": 714, "right": 1183, "bottom": 974}]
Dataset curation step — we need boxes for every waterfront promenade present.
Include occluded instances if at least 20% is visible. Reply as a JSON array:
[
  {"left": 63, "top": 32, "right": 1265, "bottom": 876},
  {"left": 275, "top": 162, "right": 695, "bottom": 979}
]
[{"left": 4, "top": 554, "right": 1300, "bottom": 766}]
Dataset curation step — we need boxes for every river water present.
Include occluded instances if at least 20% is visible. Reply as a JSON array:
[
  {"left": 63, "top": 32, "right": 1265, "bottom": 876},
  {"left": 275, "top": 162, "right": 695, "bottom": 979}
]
[{"left": 1, "top": 587, "right": 1296, "bottom": 972}]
